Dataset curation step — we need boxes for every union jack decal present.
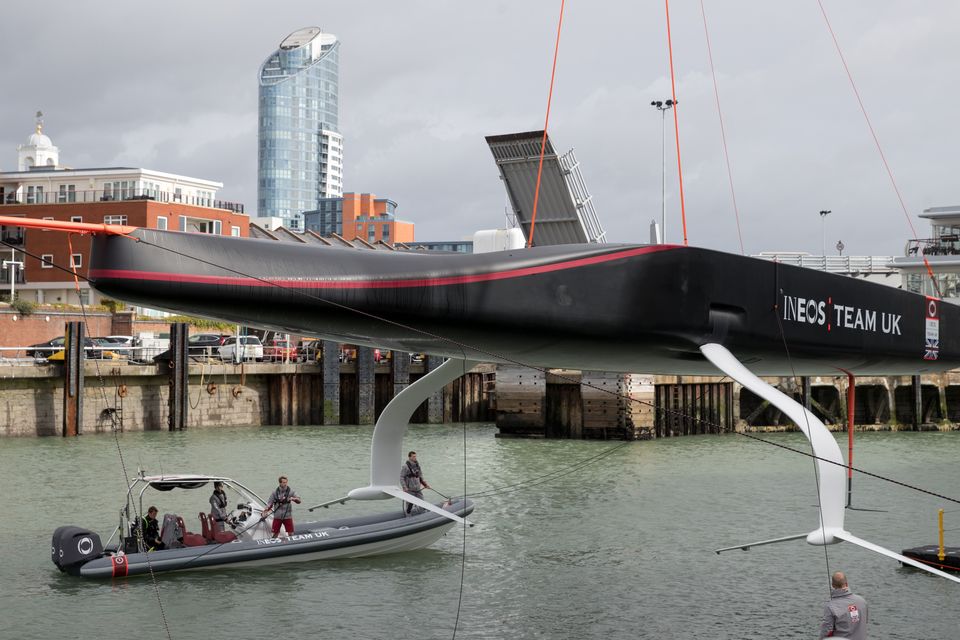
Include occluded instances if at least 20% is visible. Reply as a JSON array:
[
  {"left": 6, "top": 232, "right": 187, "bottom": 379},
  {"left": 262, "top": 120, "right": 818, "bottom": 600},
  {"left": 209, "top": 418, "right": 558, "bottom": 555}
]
[{"left": 924, "top": 297, "right": 940, "bottom": 360}]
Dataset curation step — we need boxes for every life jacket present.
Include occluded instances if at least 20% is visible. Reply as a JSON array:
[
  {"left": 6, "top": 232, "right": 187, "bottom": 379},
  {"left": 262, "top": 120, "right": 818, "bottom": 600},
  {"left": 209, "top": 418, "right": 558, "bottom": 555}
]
[{"left": 406, "top": 460, "right": 422, "bottom": 479}]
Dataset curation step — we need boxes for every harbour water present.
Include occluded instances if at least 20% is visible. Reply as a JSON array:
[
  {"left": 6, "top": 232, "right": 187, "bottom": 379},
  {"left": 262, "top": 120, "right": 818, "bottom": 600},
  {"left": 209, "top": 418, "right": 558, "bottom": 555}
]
[{"left": 2, "top": 424, "right": 958, "bottom": 639}]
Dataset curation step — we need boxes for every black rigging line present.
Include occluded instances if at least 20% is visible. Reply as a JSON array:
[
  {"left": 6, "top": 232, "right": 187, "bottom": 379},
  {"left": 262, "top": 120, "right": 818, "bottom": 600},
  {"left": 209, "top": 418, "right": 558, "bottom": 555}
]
[
  {"left": 5, "top": 237, "right": 958, "bottom": 511},
  {"left": 468, "top": 441, "right": 632, "bottom": 499},
  {"left": 450, "top": 351, "right": 469, "bottom": 640},
  {"left": 774, "top": 294, "right": 832, "bottom": 591},
  {"left": 56, "top": 238, "right": 174, "bottom": 640}
]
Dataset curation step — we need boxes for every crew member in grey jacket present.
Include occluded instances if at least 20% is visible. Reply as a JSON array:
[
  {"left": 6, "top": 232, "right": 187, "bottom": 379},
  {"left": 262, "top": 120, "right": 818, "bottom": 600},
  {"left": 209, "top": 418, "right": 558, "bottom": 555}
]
[
  {"left": 209, "top": 481, "right": 229, "bottom": 531},
  {"left": 819, "top": 571, "right": 869, "bottom": 639},
  {"left": 263, "top": 475, "right": 301, "bottom": 538},
  {"left": 400, "top": 451, "right": 431, "bottom": 515}
]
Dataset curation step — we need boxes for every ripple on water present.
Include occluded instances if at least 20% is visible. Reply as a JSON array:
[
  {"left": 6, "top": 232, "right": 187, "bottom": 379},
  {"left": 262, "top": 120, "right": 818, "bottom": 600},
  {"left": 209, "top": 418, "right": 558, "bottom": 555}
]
[{"left": 1, "top": 425, "right": 958, "bottom": 639}]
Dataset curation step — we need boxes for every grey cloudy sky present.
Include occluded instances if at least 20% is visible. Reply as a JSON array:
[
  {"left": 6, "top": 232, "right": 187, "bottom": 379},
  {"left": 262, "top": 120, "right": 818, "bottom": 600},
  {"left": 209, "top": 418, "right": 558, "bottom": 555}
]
[{"left": 2, "top": 1, "right": 958, "bottom": 256}]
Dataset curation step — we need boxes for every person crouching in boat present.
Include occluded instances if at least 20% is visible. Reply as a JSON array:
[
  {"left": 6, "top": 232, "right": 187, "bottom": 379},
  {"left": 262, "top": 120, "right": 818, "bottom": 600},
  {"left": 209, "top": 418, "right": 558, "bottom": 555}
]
[
  {"left": 401, "top": 451, "right": 431, "bottom": 516},
  {"left": 263, "top": 475, "right": 301, "bottom": 538},
  {"left": 209, "top": 481, "right": 229, "bottom": 532},
  {"left": 142, "top": 506, "right": 165, "bottom": 551}
]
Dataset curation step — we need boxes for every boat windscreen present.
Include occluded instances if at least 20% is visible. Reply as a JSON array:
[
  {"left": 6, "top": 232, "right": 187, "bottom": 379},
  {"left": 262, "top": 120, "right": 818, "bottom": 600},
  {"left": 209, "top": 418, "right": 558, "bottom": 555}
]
[{"left": 151, "top": 480, "right": 210, "bottom": 491}]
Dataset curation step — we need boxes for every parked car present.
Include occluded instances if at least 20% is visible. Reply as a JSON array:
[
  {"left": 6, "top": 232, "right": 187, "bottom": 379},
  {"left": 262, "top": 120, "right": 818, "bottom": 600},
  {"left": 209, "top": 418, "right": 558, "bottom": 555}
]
[
  {"left": 99, "top": 335, "right": 134, "bottom": 353},
  {"left": 218, "top": 336, "right": 263, "bottom": 362},
  {"left": 297, "top": 338, "right": 321, "bottom": 362},
  {"left": 25, "top": 337, "right": 66, "bottom": 358},
  {"left": 188, "top": 333, "right": 230, "bottom": 357},
  {"left": 265, "top": 338, "right": 297, "bottom": 362},
  {"left": 43, "top": 338, "right": 106, "bottom": 360}
]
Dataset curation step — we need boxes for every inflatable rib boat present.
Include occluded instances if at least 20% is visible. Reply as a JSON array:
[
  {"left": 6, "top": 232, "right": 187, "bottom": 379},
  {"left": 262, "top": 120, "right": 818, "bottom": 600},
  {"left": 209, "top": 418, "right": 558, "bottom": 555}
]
[{"left": 52, "top": 473, "right": 473, "bottom": 578}]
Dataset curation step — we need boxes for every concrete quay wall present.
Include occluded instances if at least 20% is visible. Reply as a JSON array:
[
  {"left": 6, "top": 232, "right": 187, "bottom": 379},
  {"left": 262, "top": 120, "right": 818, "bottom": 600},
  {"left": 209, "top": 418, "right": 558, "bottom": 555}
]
[
  {"left": 0, "top": 359, "right": 497, "bottom": 438},
  {"left": 0, "top": 363, "right": 270, "bottom": 437},
  {"left": 495, "top": 366, "right": 960, "bottom": 440}
]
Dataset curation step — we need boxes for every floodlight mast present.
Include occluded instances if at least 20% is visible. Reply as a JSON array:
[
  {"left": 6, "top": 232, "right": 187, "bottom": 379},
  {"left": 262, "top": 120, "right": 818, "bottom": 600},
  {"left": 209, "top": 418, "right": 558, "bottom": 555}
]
[{"left": 651, "top": 99, "right": 676, "bottom": 243}]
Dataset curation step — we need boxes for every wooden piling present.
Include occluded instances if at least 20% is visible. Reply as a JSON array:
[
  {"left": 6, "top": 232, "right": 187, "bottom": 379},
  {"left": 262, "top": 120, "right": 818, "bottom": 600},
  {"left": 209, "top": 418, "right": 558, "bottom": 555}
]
[
  {"left": 62, "top": 321, "right": 84, "bottom": 437},
  {"left": 167, "top": 322, "right": 189, "bottom": 431}
]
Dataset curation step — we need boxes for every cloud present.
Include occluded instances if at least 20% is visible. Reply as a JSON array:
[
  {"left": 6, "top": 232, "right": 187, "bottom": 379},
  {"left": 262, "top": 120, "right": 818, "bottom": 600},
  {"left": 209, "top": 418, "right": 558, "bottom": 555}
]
[{"left": 2, "top": 0, "right": 959, "bottom": 256}]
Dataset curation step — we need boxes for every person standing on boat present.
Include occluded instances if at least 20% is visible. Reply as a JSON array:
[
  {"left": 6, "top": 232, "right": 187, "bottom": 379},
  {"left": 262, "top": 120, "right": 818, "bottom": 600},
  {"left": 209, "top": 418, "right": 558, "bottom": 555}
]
[
  {"left": 209, "top": 481, "right": 229, "bottom": 532},
  {"left": 819, "top": 571, "right": 869, "bottom": 639},
  {"left": 141, "top": 506, "right": 165, "bottom": 551},
  {"left": 264, "top": 475, "right": 301, "bottom": 538},
  {"left": 400, "top": 451, "right": 431, "bottom": 515}
]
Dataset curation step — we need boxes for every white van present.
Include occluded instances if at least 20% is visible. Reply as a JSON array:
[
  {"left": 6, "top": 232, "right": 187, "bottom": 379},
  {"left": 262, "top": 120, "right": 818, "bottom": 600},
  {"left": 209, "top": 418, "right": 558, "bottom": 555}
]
[
  {"left": 132, "top": 332, "right": 170, "bottom": 362},
  {"left": 218, "top": 336, "right": 264, "bottom": 362}
]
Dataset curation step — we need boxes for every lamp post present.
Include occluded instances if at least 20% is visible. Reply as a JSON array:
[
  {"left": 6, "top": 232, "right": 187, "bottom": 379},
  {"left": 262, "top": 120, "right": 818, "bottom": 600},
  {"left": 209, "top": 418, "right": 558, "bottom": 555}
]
[
  {"left": 819, "top": 210, "right": 831, "bottom": 259},
  {"left": 651, "top": 99, "right": 675, "bottom": 243}
]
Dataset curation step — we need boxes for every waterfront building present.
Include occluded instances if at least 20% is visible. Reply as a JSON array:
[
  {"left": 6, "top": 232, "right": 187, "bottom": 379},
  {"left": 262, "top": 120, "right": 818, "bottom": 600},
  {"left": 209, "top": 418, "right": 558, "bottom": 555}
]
[
  {"left": 250, "top": 216, "right": 288, "bottom": 232},
  {"left": 0, "top": 116, "right": 248, "bottom": 307},
  {"left": 891, "top": 205, "right": 960, "bottom": 303},
  {"left": 303, "top": 192, "right": 414, "bottom": 244},
  {"left": 258, "top": 27, "right": 343, "bottom": 230}
]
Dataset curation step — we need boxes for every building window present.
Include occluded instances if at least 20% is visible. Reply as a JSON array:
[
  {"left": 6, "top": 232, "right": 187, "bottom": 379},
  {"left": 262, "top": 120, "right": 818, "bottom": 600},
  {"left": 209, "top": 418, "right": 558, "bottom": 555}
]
[
  {"left": 231, "top": 226, "right": 241, "bottom": 237},
  {"left": 78, "top": 289, "right": 90, "bottom": 306},
  {"left": 180, "top": 216, "right": 218, "bottom": 233},
  {"left": 156, "top": 216, "right": 168, "bottom": 231},
  {"left": 0, "top": 224, "right": 23, "bottom": 245},
  {"left": 59, "top": 185, "right": 77, "bottom": 203},
  {"left": 27, "top": 185, "right": 44, "bottom": 204},
  {"left": 70, "top": 254, "right": 82, "bottom": 268},
  {"left": 104, "top": 215, "right": 128, "bottom": 225},
  {"left": 40, "top": 254, "right": 53, "bottom": 269},
  {"left": 41, "top": 216, "right": 54, "bottom": 232},
  {"left": 70, "top": 216, "right": 82, "bottom": 223}
]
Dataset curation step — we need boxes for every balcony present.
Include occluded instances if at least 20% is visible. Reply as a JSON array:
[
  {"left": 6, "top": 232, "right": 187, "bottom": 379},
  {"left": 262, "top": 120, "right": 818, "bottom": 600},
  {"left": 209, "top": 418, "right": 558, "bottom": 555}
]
[
  {"left": 0, "top": 188, "right": 244, "bottom": 213},
  {"left": 0, "top": 271, "right": 25, "bottom": 285},
  {"left": 905, "top": 236, "right": 960, "bottom": 257}
]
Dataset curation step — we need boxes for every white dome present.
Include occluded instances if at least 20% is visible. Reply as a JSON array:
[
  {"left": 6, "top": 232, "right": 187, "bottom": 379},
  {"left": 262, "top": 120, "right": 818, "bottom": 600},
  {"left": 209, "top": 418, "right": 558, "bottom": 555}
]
[{"left": 27, "top": 132, "right": 53, "bottom": 147}]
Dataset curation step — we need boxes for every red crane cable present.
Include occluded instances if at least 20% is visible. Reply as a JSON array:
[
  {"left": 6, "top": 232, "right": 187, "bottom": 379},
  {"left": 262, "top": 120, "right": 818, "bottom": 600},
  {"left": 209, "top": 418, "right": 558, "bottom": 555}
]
[
  {"left": 664, "top": 0, "right": 689, "bottom": 246},
  {"left": 527, "top": 0, "right": 566, "bottom": 248},
  {"left": 699, "top": 0, "right": 745, "bottom": 255},
  {"left": 816, "top": 0, "right": 941, "bottom": 297}
]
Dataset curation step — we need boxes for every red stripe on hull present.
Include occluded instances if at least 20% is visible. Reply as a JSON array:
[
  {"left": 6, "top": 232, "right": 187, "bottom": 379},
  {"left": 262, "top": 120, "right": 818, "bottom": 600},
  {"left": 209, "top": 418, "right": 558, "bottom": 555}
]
[{"left": 89, "top": 245, "right": 676, "bottom": 289}]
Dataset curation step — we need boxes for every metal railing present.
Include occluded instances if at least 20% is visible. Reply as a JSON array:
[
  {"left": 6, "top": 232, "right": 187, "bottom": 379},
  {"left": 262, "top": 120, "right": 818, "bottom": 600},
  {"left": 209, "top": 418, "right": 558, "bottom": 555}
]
[
  {"left": 0, "top": 344, "right": 416, "bottom": 366},
  {"left": 905, "top": 237, "right": 960, "bottom": 257},
  {"left": 754, "top": 253, "right": 898, "bottom": 274},
  {"left": 0, "top": 188, "right": 244, "bottom": 213}
]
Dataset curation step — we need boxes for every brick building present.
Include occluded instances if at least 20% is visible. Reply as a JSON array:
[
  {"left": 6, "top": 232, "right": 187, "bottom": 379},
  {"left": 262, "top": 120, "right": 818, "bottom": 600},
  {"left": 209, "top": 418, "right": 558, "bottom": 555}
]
[
  {"left": 0, "top": 115, "right": 249, "bottom": 307},
  {"left": 302, "top": 192, "right": 414, "bottom": 243}
]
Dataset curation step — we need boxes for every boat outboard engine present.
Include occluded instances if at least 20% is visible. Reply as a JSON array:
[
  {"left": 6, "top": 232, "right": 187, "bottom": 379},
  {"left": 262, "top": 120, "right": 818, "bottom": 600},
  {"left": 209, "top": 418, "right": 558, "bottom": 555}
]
[{"left": 52, "top": 526, "right": 103, "bottom": 575}]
